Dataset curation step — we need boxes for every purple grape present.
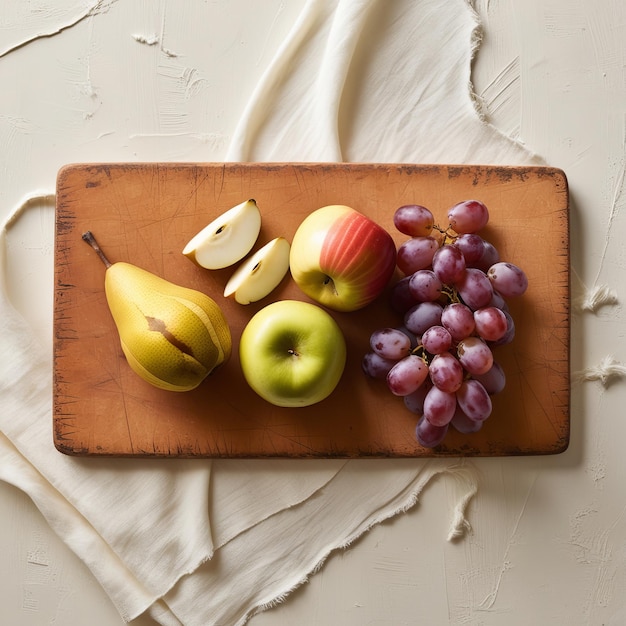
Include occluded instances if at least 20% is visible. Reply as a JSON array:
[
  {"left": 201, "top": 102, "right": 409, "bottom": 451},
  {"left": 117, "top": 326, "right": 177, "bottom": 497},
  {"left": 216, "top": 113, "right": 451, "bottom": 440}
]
[
  {"left": 487, "top": 262, "right": 528, "bottom": 298},
  {"left": 473, "top": 306, "right": 508, "bottom": 342},
  {"left": 404, "top": 379, "right": 433, "bottom": 415},
  {"left": 390, "top": 276, "right": 417, "bottom": 314},
  {"left": 404, "top": 301, "right": 443, "bottom": 335},
  {"left": 421, "top": 325, "right": 452, "bottom": 354},
  {"left": 447, "top": 200, "right": 489, "bottom": 234},
  {"left": 450, "top": 407, "right": 484, "bottom": 433},
  {"left": 456, "top": 379, "right": 492, "bottom": 421},
  {"left": 474, "top": 241, "right": 500, "bottom": 272},
  {"left": 432, "top": 244, "right": 466, "bottom": 284},
  {"left": 393, "top": 205, "right": 434, "bottom": 237},
  {"left": 423, "top": 385, "right": 457, "bottom": 427},
  {"left": 429, "top": 352, "right": 464, "bottom": 393},
  {"left": 416, "top": 416, "right": 448, "bottom": 448},
  {"left": 370, "top": 328, "right": 411, "bottom": 360},
  {"left": 441, "top": 302, "right": 475, "bottom": 341},
  {"left": 488, "top": 290, "right": 509, "bottom": 311},
  {"left": 408, "top": 269, "right": 442, "bottom": 302},
  {"left": 472, "top": 361, "right": 506, "bottom": 395},
  {"left": 362, "top": 352, "right": 397, "bottom": 379},
  {"left": 456, "top": 267, "right": 494, "bottom": 311},
  {"left": 396, "top": 326, "right": 420, "bottom": 350},
  {"left": 396, "top": 236, "right": 439, "bottom": 275},
  {"left": 488, "top": 310, "right": 515, "bottom": 347},
  {"left": 454, "top": 233, "right": 485, "bottom": 266},
  {"left": 457, "top": 337, "right": 494, "bottom": 376},
  {"left": 386, "top": 355, "right": 429, "bottom": 396}
]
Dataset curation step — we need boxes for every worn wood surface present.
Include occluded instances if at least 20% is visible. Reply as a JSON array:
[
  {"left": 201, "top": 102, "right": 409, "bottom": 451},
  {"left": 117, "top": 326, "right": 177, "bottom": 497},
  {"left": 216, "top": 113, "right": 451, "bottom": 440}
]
[{"left": 53, "top": 163, "right": 569, "bottom": 458}]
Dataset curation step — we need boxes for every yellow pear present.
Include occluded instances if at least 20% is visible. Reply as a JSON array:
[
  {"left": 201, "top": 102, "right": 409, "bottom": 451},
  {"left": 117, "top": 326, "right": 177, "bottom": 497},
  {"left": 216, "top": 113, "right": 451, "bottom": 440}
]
[{"left": 82, "top": 231, "right": 232, "bottom": 391}]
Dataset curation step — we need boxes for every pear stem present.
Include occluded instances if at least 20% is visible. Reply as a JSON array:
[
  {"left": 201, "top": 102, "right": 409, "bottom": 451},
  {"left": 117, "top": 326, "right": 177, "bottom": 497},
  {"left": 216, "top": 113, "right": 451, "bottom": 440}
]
[{"left": 82, "top": 231, "right": 112, "bottom": 268}]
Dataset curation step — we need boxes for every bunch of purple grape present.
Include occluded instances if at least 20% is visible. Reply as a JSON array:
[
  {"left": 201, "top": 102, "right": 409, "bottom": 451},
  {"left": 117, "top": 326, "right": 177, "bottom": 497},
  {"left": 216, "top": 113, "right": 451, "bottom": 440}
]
[{"left": 362, "top": 200, "right": 528, "bottom": 448}]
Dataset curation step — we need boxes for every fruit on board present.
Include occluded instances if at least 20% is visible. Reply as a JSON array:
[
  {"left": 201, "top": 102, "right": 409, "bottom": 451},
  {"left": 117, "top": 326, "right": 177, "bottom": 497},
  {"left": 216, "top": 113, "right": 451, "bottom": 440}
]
[
  {"left": 393, "top": 205, "right": 434, "bottom": 237},
  {"left": 224, "top": 237, "right": 291, "bottom": 304},
  {"left": 239, "top": 300, "right": 346, "bottom": 407},
  {"left": 182, "top": 199, "right": 261, "bottom": 269},
  {"left": 447, "top": 200, "right": 489, "bottom": 234},
  {"left": 361, "top": 199, "right": 529, "bottom": 448},
  {"left": 289, "top": 205, "right": 397, "bottom": 312},
  {"left": 82, "top": 231, "right": 231, "bottom": 392}
]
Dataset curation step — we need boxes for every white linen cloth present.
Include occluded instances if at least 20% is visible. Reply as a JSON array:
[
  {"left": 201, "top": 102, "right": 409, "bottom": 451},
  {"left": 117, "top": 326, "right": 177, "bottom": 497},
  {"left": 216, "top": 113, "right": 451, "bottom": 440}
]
[{"left": 0, "top": 0, "right": 539, "bottom": 624}]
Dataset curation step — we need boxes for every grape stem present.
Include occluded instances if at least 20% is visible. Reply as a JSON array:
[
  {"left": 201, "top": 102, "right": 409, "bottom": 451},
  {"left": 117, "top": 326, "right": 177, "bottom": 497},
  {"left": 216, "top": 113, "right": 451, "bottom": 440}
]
[
  {"left": 432, "top": 223, "right": 458, "bottom": 245},
  {"left": 411, "top": 344, "right": 430, "bottom": 364},
  {"left": 441, "top": 284, "right": 460, "bottom": 304}
]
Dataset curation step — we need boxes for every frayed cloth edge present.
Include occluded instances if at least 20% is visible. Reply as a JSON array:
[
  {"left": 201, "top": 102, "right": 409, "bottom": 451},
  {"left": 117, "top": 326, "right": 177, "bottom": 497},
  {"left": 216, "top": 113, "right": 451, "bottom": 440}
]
[
  {"left": 573, "top": 355, "right": 626, "bottom": 387},
  {"left": 240, "top": 461, "right": 478, "bottom": 625}
]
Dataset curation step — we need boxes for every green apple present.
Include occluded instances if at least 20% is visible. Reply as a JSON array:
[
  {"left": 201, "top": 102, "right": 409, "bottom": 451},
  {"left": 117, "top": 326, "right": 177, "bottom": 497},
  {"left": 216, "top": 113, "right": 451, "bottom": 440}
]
[
  {"left": 239, "top": 300, "right": 346, "bottom": 407},
  {"left": 289, "top": 205, "right": 397, "bottom": 312},
  {"left": 183, "top": 199, "right": 261, "bottom": 269}
]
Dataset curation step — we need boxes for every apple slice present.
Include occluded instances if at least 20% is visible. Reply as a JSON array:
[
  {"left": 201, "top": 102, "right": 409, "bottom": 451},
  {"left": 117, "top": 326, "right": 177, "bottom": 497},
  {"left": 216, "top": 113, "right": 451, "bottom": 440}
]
[
  {"left": 224, "top": 237, "right": 291, "bottom": 304},
  {"left": 182, "top": 199, "right": 262, "bottom": 269}
]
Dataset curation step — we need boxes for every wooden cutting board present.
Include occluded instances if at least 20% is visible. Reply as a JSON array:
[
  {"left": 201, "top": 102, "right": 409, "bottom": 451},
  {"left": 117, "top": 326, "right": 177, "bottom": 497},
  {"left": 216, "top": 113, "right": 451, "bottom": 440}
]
[{"left": 53, "top": 163, "right": 569, "bottom": 458}]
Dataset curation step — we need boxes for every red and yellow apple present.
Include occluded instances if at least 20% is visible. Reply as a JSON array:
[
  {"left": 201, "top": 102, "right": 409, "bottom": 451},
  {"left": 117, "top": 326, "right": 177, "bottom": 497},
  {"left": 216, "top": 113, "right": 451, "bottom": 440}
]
[{"left": 289, "top": 205, "right": 397, "bottom": 312}]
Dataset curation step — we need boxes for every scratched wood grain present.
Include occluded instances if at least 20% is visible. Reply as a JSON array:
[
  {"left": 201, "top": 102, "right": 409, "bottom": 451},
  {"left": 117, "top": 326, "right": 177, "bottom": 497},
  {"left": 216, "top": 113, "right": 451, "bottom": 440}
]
[{"left": 53, "top": 163, "right": 569, "bottom": 458}]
